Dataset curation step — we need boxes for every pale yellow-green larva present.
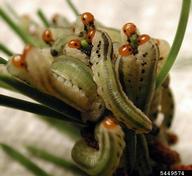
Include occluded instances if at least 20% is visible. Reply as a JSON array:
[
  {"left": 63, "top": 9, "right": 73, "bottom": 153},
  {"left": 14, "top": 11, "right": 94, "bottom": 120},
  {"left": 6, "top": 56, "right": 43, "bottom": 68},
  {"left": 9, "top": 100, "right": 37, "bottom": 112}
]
[
  {"left": 72, "top": 117, "right": 125, "bottom": 176},
  {"left": 90, "top": 30, "right": 152, "bottom": 133}
]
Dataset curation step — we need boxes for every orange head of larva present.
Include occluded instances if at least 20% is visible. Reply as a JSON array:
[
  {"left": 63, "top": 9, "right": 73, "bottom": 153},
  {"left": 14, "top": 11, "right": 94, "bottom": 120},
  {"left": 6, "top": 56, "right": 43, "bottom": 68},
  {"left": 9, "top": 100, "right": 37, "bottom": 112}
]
[
  {"left": 103, "top": 116, "right": 118, "bottom": 129},
  {"left": 68, "top": 39, "right": 81, "bottom": 49},
  {"left": 12, "top": 45, "right": 32, "bottom": 68},
  {"left": 81, "top": 12, "right": 94, "bottom": 25},
  {"left": 138, "top": 34, "right": 150, "bottom": 45},
  {"left": 118, "top": 44, "right": 133, "bottom": 56},
  {"left": 87, "top": 29, "right": 96, "bottom": 42},
  {"left": 12, "top": 55, "right": 25, "bottom": 68},
  {"left": 123, "top": 23, "right": 137, "bottom": 37},
  {"left": 42, "top": 29, "right": 54, "bottom": 44}
]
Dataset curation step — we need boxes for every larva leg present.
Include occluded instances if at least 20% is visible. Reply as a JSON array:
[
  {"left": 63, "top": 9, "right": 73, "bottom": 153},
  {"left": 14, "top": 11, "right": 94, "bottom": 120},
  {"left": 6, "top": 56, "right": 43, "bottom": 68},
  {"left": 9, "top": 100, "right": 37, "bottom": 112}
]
[
  {"left": 90, "top": 31, "right": 152, "bottom": 133},
  {"left": 71, "top": 116, "right": 125, "bottom": 176}
]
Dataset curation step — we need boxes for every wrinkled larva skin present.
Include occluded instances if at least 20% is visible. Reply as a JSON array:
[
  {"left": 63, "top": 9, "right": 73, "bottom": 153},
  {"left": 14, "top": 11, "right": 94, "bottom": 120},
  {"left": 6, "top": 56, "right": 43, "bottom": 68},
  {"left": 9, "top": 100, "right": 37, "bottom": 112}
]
[
  {"left": 72, "top": 117, "right": 125, "bottom": 176},
  {"left": 7, "top": 48, "right": 53, "bottom": 91},
  {"left": 90, "top": 31, "right": 152, "bottom": 133},
  {"left": 118, "top": 39, "right": 159, "bottom": 113},
  {"left": 7, "top": 48, "right": 104, "bottom": 121},
  {"left": 4, "top": 10, "right": 176, "bottom": 176}
]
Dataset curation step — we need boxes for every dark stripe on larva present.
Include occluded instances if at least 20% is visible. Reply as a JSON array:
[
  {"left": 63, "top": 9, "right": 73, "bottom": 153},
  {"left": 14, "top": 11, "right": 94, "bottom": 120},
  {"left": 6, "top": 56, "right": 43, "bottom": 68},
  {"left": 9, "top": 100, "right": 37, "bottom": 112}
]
[{"left": 101, "top": 32, "right": 110, "bottom": 60}]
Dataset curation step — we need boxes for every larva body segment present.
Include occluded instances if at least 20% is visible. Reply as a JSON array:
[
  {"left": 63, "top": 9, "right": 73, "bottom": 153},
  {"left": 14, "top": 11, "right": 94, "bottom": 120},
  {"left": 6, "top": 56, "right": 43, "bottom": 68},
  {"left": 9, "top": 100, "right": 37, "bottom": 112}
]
[
  {"left": 7, "top": 47, "right": 103, "bottom": 120},
  {"left": 50, "top": 56, "right": 96, "bottom": 111},
  {"left": 161, "top": 86, "right": 174, "bottom": 128},
  {"left": 24, "top": 48, "right": 55, "bottom": 94},
  {"left": 42, "top": 27, "right": 73, "bottom": 46},
  {"left": 51, "top": 34, "right": 78, "bottom": 57},
  {"left": 90, "top": 31, "right": 152, "bottom": 133},
  {"left": 148, "top": 88, "right": 162, "bottom": 121},
  {"left": 72, "top": 117, "right": 125, "bottom": 176},
  {"left": 118, "top": 39, "right": 159, "bottom": 112},
  {"left": 7, "top": 48, "right": 53, "bottom": 92},
  {"left": 50, "top": 56, "right": 105, "bottom": 120},
  {"left": 148, "top": 39, "right": 172, "bottom": 122},
  {"left": 99, "top": 27, "right": 121, "bottom": 43},
  {"left": 63, "top": 43, "right": 90, "bottom": 65},
  {"left": 7, "top": 55, "right": 33, "bottom": 84},
  {"left": 156, "top": 39, "right": 170, "bottom": 74},
  {"left": 51, "top": 35, "right": 90, "bottom": 66}
]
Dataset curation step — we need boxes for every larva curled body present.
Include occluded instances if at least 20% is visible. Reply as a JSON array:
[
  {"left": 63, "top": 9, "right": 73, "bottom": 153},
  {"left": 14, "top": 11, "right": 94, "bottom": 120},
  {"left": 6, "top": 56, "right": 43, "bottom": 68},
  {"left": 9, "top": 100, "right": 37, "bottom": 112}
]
[
  {"left": 72, "top": 117, "right": 125, "bottom": 176},
  {"left": 7, "top": 47, "right": 104, "bottom": 121},
  {"left": 90, "top": 31, "right": 152, "bottom": 133}
]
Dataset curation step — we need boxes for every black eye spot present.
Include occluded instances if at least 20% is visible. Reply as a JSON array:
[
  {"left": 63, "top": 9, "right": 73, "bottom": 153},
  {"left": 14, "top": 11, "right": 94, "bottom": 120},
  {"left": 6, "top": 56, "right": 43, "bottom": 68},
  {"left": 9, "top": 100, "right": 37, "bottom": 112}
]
[
  {"left": 141, "top": 69, "right": 145, "bottom": 73},
  {"left": 51, "top": 49, "right": 58, "bottom": 56},
  {"left": 143, "top": 52, "right": 148, "bottom": 57},
  {"left": 98, "top": 54, "right": 101, "bottom": 58},
  {"left": 116, "top": 134, "right": 121, "bottom": 139},
  {"left": 159, "top": 57, "right": 164, "bottom": 60},
  {"left": 98, "top": 104, "right": 102, "bottom": 109},
  {"left": 141, "top": 62, "right": 147, "bottom": 66},
  {"left": 96, "top": 50, "right": 99, "bottom": 53},
  {"left": 79, "top": 32, "right": 84, "bottom": 37},
  {"left": 118, "top": 142, "right": 122, "bottom": 148}
]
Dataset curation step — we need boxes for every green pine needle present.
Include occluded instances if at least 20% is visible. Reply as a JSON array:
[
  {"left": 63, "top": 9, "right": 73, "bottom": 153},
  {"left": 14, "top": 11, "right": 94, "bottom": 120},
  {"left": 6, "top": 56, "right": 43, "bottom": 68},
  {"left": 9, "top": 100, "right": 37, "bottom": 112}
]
[
  {"left": 0, "top": 94, "right": 81, "bottom": 124},
  {"left": 27, "top": 146, "right": 86, "bottom": 175},
  {"left": 0, "top": 144, "right": 51, "bottom": 176},
  {"left": 0, "top": 43, "right": 13, "bottom": 56},
  {"left": 0, "top": 8, "right": 45, "bottom": 47},
  {"left": 66, "top": 0, "right": 80, "bottom": 16},
  {"left": 37, "top": 9, "right": 50, "bottom": 27},
  {"left": 156, "top": 0, "right": 191, "bottom": 88},
  {"left": 5, "top": 2, "right": 20, "bottom": 20},
  {"left": 0, "top": 57, "right": 8, "bottom": 64},
  {"left": 0, "top": 75, "right": 84, "bottom": 125}
]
